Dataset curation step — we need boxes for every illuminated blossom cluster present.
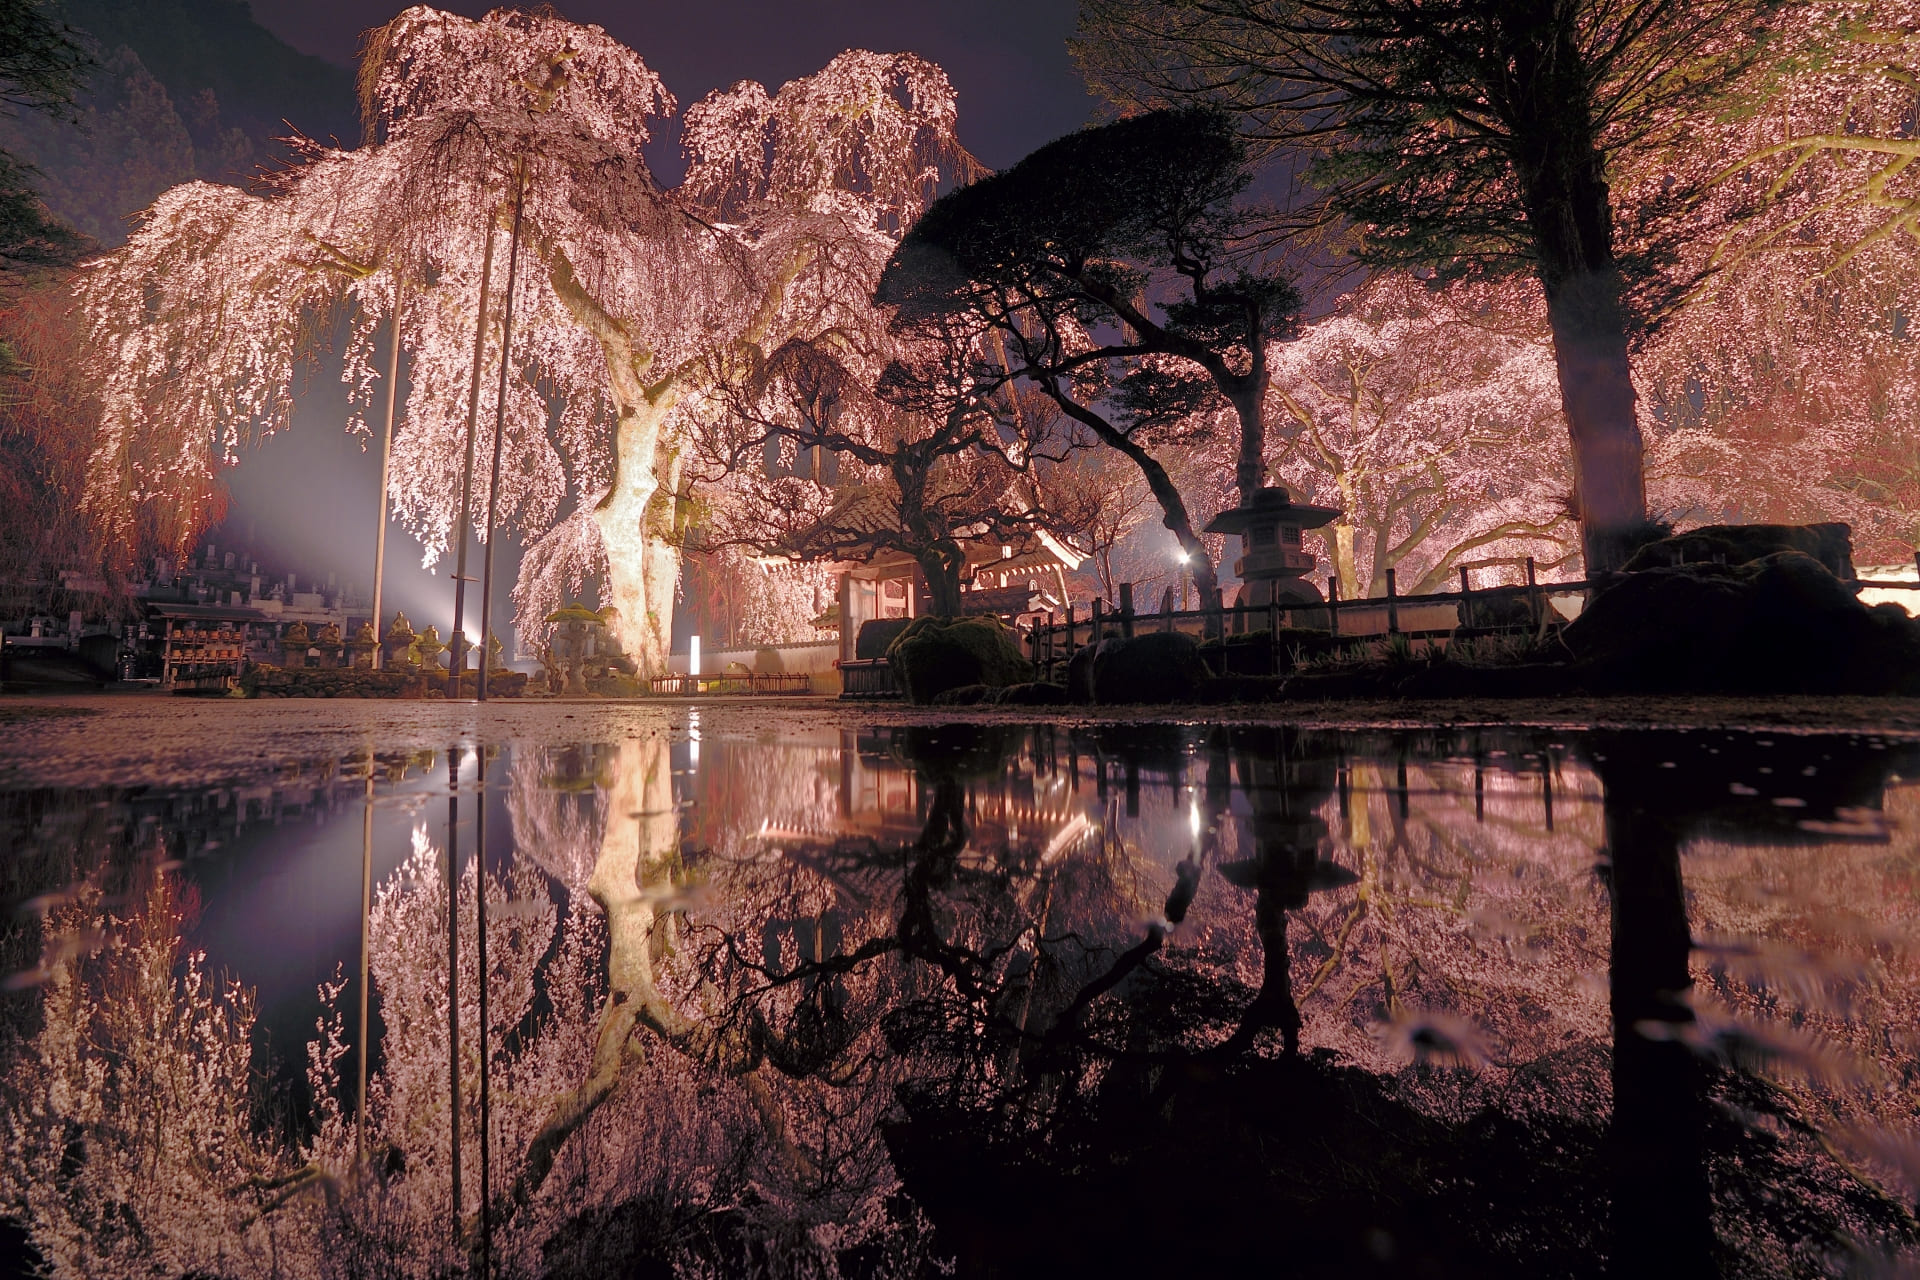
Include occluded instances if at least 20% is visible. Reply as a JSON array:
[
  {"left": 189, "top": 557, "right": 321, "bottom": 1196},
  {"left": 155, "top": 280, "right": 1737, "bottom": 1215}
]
[{"left": 1263, "top": 274, "right": 1578, "bottom": 596}]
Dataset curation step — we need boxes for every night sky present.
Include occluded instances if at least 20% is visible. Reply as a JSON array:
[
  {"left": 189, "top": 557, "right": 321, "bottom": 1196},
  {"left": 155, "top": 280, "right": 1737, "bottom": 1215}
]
[{"left": 246, "top": 0, "right": 1098, "bottom": 171}]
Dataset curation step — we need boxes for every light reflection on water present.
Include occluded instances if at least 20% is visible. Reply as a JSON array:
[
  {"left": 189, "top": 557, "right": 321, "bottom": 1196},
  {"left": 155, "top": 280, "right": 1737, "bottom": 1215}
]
[{"left": 2, "top": 722, "right": 1918, "bottom": 1277}]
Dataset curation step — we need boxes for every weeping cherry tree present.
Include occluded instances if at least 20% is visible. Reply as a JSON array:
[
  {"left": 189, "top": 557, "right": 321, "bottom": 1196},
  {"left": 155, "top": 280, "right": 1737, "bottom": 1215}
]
[{"left": 76, "top": 5, "right": 973, "bottom": 674}]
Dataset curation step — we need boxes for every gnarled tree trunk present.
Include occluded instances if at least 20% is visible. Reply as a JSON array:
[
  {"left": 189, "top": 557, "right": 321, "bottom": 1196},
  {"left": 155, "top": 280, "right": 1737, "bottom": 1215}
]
[{"left": 590, "top": 397, "right": 679, "bottom": 678}]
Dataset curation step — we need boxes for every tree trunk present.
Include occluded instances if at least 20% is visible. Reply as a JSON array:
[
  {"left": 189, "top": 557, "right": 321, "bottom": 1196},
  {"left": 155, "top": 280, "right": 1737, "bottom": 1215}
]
[
  {"left": 916, "top": 540, "right": 966, "bottom": 617},
  {"left": 1520, "top": 92, "right": 1648, "bottom": 577},
  {"left": 1042, "top": 387, "right": 1221, "bottom": 599},
  {"left": 1225, "top": 378, "right": 1268, "bottom": 503},
  {"left": 1330, "top": 520, "right": 1359, "bottom": 600},
  {"left": 1542, "top": 268, "right": 1647, "bottom": 577},
  {"left": 549, "top": 252, "right": 683, "bottom": 678},
  {"left": 593, "top": 399, "right": 676, "bottom": 678}
]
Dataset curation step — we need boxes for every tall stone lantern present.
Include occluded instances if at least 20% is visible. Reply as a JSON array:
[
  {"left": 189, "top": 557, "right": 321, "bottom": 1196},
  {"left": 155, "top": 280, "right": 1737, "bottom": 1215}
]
[{"left": 1202, "top": 485, "right": 1342, "bottom": 609}]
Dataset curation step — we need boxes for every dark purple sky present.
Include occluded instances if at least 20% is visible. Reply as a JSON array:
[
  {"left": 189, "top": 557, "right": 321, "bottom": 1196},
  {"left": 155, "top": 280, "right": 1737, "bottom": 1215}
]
[{"left": 246, "top": 0, "right": 1097, "bottom": 171}]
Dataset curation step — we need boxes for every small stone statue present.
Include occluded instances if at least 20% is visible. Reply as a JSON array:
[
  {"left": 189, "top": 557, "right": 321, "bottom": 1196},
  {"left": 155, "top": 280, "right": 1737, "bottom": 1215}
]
[
  {"left": 413, "top": 624, "right": 448, "bottom": 672},
  {"left": 348, "top": 621, "right": 377, "bottom": 668},
  {"left": 281, "top": 621, "right": 310, "bottom": 668},
  {"left": 384, "top": 612, "right": 418, "bottom": 669}
]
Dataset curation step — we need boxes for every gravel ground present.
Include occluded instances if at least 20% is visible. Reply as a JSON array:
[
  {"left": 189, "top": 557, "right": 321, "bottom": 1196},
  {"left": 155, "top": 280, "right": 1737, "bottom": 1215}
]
[{"left": 7, "top": 690, "right": 1920, "bottom": 789}]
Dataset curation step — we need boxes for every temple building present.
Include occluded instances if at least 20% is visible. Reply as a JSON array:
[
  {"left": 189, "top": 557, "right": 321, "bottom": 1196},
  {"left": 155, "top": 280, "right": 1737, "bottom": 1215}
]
[{"left": 786, "top": 486, "right": 1086, "bottom": 663}]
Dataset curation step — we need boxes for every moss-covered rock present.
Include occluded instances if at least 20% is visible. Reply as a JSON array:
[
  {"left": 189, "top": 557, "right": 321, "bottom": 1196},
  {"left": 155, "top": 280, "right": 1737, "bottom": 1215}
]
[
  {"left": 997, "top": 681, "right": 1070, "bottom": 706},
  {"left": 1198, "top": 627, "right": 1343, "bottom": 676},
  {"left": 886, "top": 615, "right": 1034, "bottom": 704},
  {"left": 1065, "top": 645, "right": 1098, "bottom": 704},
  {"left": 1089, "top": 631, "right": 1207, "bottom": 704},
  {"left": 928, "top": 683, "right": 997, "bottom": 706},
  {"left": 1621, "top": 521, "right": 1856, "bottom": 579},
  {"left": 856, "top": 616, "right": 915, "bottom": 661},
  {"left": 1564, "top": 550, "right": 1920, "bottom": 693}
]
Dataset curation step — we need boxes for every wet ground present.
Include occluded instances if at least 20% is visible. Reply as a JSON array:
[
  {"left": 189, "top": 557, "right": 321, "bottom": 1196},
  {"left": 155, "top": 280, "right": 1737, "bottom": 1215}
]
[{"left": 2, "top": 693, "right": 1918, "bottom": 1276}]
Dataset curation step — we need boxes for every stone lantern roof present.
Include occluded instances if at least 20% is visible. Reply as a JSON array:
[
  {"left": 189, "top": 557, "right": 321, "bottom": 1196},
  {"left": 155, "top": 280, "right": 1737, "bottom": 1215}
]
[
  {"left": 1203, "top": 484, "right": 1343, "bottom": 610},
  {"left": 1201, "top": 484, "right": 1341, "bottom": 536}
]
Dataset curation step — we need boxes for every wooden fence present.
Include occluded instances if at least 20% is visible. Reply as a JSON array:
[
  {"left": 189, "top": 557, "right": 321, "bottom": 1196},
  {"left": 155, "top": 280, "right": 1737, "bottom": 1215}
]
[
  {"left": 826, "top": 559, "right": 1920, "bottom": 699},
  {"left": 1026, "top": 562, "right": 1920, "bottom": 678},
  {"left": 648, "top": 672, "right": 813, "bottom": 696},
  {"left": 1027, "top": 563, "right": 1586, "bottom": 674}
]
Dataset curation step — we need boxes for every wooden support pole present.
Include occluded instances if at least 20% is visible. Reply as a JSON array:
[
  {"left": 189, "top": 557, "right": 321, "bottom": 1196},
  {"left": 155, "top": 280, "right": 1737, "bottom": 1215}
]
[
  {"left": 1526, "top": 556, "right": 1540, "bottom": 630},
  {"left": 1118, "top": 582, "right": 1134, "bottom": 639},
  {"left": 1386, "top": 568, "right": 1400, "bottom": 635},
  {"left": 1458, "top": 565, "right": 1471, "bottom": 629}
]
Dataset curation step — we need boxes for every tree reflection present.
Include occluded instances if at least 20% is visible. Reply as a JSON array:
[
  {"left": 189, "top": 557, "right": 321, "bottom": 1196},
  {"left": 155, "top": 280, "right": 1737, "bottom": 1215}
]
[{"left": 3, "top": 725, "right": 1917, "bottom": 1276}]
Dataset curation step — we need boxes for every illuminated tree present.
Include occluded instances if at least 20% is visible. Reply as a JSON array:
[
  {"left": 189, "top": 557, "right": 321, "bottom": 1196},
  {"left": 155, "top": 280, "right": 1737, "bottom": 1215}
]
[
  {"left": 75, "top": 6, "right": 973, "bottom": 674},
  {"left": 1263, "top": 274, "right": 1578, "bottom": 597}
]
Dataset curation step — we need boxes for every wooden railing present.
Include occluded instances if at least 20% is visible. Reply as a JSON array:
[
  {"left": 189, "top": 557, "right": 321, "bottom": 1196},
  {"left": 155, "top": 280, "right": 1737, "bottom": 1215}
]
[
  {"left": 1027, "top": 563, "right": 1589, "bottom": 673},
  {"left": 1026, "top": 564, "right": 1920, "bottom": 678},
  {"left": 836, "top": 658, "right": 900, "bottom": 700},
  {"left": 814, "top": 562, "right": 1920, "bottom": 702},
  {"left": 649, "top": 672, "right": 812, "bottom": 696}
]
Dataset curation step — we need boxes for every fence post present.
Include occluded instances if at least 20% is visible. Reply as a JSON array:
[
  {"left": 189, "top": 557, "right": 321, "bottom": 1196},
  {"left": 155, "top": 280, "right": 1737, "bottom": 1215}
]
[
  {"left": 1327, "top": 576, "right": 1339, "bottom": 638},
  {"left": 1386, "top": 568, "right": 1400, "bottom": 635},
  {"left": 1526, "top": 556, "right": 1540, "bottom": 629},
  {"left": 1091, "top": 597, "right": 1104, "bottom": 643},
  {"left": 1205, "top": 587, "right": 1224, "bottom": 642},
  {"left": 1119, "top": 582, "right": 1135, "bottom": 639},
  {"left": 1045, "top": 609, "right": 1055, "bottom": 670},
  {"left": 1269, "top": 600, "right": 1282, "bottom": 674},
  {"left": 1458, "top": 565, "right": 1472, "bottom": 629}
]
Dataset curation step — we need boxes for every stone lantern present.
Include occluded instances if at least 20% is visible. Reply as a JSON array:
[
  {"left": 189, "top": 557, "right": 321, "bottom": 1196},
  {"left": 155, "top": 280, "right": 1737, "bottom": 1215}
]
[{"left": 1202, "top": 485, "right": 1341, "bottom": 609}]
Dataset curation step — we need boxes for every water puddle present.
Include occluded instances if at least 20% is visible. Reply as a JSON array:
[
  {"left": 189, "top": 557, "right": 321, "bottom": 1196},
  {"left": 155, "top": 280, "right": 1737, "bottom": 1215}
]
[{"left": 2, "top": 720, "right": 1917, "bottom": 1276}]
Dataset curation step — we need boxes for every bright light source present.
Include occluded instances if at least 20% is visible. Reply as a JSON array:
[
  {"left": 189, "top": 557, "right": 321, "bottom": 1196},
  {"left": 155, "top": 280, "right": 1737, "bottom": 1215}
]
[
  {"left": 689, "top": 634, "right": 701, "bottom": 677},
  {"left": 1176, "top": 551, "right": 1191, "bottom": 564},
  {"left": 1189, "top": 800, "right": 1202, "bottom": 841}
]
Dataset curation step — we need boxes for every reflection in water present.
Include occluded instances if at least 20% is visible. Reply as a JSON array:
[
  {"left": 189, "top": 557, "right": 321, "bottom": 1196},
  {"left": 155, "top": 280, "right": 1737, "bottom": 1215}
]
[{"left": 1, "top": 724, "right": 1918, "bottom": 1276}]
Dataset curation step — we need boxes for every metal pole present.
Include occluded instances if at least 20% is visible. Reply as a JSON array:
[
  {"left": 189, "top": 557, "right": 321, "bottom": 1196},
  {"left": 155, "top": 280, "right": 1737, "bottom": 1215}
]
[
  {"left": 371, "top": 274, "right": 406, "bottom": 670},
  {"left": 449, "top": 209, "right": 501, "bottom": 698},
  {"left": 478, "top": 163, "right": 528, "bottom": 704}
]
